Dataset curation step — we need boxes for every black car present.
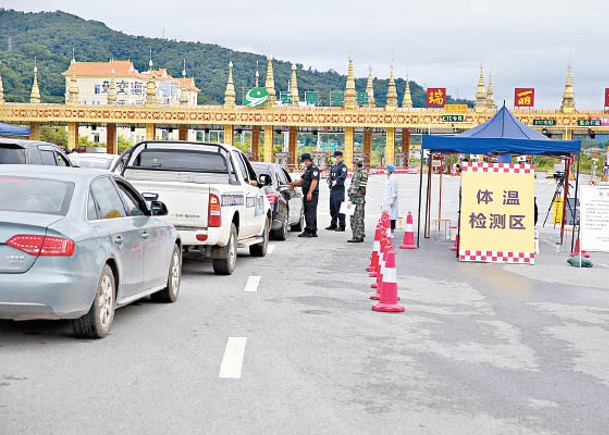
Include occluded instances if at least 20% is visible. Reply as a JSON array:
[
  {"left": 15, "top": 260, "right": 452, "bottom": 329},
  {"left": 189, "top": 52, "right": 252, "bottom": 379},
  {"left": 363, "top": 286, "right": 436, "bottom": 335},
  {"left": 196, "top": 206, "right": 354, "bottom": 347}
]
[
  {"left": 0, "top": 138, "right": 72, "bottom": 166},
  {"left": 252, "top": 162, "right": 304, "bottom": 240}
]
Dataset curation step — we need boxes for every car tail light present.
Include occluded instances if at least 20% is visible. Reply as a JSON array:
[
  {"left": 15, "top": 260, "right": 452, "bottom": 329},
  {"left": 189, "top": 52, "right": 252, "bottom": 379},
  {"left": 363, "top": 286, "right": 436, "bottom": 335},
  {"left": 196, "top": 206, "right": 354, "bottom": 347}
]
[
  {"left": 265, "top": 192, "right": 279, "bottom": 206},
  {"left": 208, "top": 194, "right": 222, "bottom": 227},
  {"left": 196, "top": 234, "right": 208, "bottom": 241},
  {"left": 6, "top": 234, "right": 75, "bottom": 257}
]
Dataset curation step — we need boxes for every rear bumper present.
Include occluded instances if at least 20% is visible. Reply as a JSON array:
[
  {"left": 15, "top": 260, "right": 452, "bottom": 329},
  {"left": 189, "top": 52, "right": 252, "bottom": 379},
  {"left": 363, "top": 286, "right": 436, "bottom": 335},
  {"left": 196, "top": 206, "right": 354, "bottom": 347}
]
[
  {"left": 0, "top": 269, "right": 97, "bottom": 321},
  {"left": 175, "top": 228, "right": 223, "bottom": 247}
]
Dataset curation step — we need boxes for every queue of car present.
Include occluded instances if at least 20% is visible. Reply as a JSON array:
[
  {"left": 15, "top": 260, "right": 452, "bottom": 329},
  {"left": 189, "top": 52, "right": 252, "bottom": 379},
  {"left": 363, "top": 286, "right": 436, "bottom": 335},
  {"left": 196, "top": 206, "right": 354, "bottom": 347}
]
[{"left": 0, "top": 138, "right": 304, "bottom": 338}]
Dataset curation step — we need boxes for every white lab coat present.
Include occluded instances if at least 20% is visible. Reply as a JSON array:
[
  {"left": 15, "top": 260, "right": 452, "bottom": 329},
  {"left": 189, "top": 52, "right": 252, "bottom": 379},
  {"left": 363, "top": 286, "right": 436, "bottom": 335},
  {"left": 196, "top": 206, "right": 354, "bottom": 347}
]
[{"left": 381, "top": 174, "right": 399, "bottom": 220}]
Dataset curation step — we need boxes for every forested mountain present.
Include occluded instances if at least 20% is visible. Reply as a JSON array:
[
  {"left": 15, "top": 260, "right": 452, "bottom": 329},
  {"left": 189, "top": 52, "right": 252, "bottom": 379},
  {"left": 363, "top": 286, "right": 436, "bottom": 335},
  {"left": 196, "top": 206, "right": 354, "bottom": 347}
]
[{"left": 0, "top": 9, "right": 472, "bottom": 107}]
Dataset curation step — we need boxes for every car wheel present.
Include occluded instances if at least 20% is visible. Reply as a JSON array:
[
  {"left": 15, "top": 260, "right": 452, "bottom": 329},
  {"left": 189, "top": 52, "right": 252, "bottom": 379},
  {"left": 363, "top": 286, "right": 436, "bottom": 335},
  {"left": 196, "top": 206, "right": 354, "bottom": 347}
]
[
  {"left": 213, "top": 223, "right": 237, "bottom": 275},
  {"left": 250, "top": 218, "right": 270, "bottom": 257},
  {"left": 72, "top": 264, "right": 115, "bottom": 339},
  {"left": 151, "top": 243, "right": 182, "bottom": 303},
  {"left": 291, "top": 209, "right": 305, "bottom": 232},
  {"left": 272, "top": 212, "right": 288, "bottom": 241}
]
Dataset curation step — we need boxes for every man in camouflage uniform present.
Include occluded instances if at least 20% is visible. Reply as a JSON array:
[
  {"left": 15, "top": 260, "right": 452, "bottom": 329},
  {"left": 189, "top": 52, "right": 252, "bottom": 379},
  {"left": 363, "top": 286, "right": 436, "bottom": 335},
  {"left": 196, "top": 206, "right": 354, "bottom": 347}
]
[{"left": 347, "top": 159, "right": 368, "bottom": 243}]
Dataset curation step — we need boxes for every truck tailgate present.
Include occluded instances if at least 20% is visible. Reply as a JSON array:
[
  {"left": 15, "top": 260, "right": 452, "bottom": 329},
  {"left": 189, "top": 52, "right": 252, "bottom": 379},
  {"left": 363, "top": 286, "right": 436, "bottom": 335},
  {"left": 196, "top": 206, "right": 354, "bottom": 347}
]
[{"left": 130, "top": 180, "right": 210, "bottom": 229}]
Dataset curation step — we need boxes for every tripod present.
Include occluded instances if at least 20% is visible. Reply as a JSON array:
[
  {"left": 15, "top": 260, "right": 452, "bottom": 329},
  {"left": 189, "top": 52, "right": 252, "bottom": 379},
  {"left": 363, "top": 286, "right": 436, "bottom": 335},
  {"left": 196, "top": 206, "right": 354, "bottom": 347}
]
[{"left": 542, "top": 175, "right": 575, "bottom": 227}]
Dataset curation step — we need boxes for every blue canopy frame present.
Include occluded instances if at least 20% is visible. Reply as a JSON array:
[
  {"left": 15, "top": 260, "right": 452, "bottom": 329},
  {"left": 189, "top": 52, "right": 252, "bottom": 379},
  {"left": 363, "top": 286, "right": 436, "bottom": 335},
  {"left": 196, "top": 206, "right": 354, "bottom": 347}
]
[{"left": 417, "top": 105, "right": 582, "bottom": 251}]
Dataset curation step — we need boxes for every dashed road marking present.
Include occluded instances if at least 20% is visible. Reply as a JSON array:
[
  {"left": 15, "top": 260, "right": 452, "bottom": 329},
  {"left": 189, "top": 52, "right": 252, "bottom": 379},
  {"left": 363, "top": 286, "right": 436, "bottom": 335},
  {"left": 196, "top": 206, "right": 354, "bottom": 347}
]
[
  {"left": 244, "top": 275, "right": 261, "bottom": 293},
  {"left": 268, "top": 244, "right": 275, "bottom": 254},
  {"left": 219, "top": 337, "right": 247, "bottom": 379}
]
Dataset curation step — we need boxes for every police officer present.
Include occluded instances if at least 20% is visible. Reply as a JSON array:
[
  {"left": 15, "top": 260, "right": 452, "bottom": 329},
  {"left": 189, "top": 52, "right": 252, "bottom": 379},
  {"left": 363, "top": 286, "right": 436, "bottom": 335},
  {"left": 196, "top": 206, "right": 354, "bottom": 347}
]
[
  {"left": 290, "top": 153, "right": 320, "bottom": 238},
  {"left": 347, "top": 159, "right": 368, "bottom": 243},
  {"left": 325, "top": 150, "right": 348, "bottom": 232}
]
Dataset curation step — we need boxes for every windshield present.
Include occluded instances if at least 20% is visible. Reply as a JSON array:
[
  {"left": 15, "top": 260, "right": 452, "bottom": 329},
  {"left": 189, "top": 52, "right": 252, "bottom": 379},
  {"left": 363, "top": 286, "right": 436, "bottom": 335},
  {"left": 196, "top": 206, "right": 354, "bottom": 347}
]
[
  {"left": 0, "top": 177, "right": 74, "bottom": 215},
  {"left": 131, "top": 149, "right": 228, "bottom": 173},
  {"left": 70, "top": 157, "right": 113, "bottom": 169},
  {"left": 0, "top": 145, "right": 26, "bottom": 164}
]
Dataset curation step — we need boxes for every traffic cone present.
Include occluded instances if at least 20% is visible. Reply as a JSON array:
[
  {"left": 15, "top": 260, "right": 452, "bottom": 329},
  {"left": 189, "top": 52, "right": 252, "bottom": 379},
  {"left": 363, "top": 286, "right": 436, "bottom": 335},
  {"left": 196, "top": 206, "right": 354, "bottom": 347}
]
[
  {"left": 370, "top": 235, "right": 390, "bottom": 297},
  {"left": 381, "top": 211, "right": 392, "bottom": 238},
  {"left": 450, "top": 233, "right": 459, "bottom": 252},
  {"left": 570, "top": 238, "right": 590, "bottom": 258},
  {"left": 372, "top": 245, "right": 405, "bottom": 312},
  {"left": 399, "top": 211, "right": 417, "bottom": 249},
  {"left": 366, "top": 223, "right": 383, "bottom": 272}
]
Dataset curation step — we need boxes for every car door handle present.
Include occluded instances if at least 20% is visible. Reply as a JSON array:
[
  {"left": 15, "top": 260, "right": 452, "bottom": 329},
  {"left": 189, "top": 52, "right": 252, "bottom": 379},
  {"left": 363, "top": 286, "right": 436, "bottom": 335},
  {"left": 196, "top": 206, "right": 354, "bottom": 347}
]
[
  {"left": 112, "top": 235, "right": 124, "bottom": 245},
  {"left": 141, "top": 231, "right": 150, "bottom": 239}
]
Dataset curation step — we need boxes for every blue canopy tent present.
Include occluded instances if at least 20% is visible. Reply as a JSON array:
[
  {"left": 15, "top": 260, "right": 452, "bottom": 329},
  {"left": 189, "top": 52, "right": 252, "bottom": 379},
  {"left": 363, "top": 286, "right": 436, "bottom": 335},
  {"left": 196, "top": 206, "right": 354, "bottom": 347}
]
[
  {"left": 0, "top": 122, "right": 30, "bottom": 137},
  {"left": 417, "top": 105, "right": 582, "bottom": 250}
]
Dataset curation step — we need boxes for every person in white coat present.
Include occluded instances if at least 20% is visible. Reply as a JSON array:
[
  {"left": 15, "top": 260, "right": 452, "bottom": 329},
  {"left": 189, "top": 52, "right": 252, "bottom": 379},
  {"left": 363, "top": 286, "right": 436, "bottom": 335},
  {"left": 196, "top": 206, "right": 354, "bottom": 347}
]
[{"left": 381, "top": 164, "right": 399, "bottom": 235}]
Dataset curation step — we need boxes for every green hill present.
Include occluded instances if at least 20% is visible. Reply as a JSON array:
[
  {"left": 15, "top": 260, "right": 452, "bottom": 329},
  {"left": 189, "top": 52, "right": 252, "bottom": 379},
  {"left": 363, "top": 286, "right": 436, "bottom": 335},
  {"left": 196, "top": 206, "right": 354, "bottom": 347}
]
[{"left": 0, "top": 8, "right": 472, "bottom": 108}]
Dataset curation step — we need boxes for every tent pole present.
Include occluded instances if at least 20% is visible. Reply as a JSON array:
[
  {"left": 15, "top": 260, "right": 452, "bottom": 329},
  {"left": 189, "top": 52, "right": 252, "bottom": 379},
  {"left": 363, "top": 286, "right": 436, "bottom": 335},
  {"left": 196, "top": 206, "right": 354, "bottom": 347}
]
[
  {"left": 438, "top": 156, "right": 444, "bottom": 231},
  {"left": 424, "top": 152, "right": 433, "bottom": 238},
  {"left": 571, "top": 152, "right": 581, "bottom": 253},
  {"left": 560, "top": 156, "right": 571, "bottom": 245},
  {"left": 417, "top": 148, "right": 424, "bottom": 247}
]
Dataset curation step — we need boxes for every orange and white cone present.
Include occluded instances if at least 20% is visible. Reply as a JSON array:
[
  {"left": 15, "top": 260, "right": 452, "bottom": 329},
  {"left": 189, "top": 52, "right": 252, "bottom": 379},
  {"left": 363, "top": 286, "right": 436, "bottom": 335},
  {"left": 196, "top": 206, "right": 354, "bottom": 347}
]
[
  {"left": 372, "top": 245, "right": 405, "bottom": 312},
  {"left": 570, "top": 238, "right": 590, "bottom": 258},
  {"left": 366, "top": 223, "right": 383, "bottom": 273},
  {"left": 370, "top": 235, "right": 390, "bottom": 297},
  {"left": 399, "top": 211, "right": 417, "bottom": 249}
]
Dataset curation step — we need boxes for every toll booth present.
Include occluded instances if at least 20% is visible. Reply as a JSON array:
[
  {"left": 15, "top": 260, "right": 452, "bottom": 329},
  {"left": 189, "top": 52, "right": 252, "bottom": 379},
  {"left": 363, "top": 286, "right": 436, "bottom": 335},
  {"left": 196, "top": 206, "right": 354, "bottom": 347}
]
[
  {"left": 274, "top": 152, "right": 289, "bottom": 169},
  {"left": 313, "top": 151, "right": 328, "bottom": 170}
]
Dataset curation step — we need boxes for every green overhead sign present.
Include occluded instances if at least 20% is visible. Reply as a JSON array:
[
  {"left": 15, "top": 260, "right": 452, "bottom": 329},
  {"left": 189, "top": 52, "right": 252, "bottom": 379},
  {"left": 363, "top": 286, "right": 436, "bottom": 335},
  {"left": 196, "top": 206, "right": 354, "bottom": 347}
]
[
  {"left": 442, "top": 115, "right": 464, "bottom": 122},
  {"left": 244, "top": 87, "right": 269, "bottom": 107}
]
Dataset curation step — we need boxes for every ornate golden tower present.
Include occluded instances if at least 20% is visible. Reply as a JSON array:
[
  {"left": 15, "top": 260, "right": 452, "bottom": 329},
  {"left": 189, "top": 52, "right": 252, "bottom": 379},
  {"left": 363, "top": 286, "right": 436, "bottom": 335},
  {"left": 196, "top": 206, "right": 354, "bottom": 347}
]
[
  {"left": 30, "top": 58, "right": 41, "bottom": 104},
  {"left": 365, "top": 66, "right": 375, "bottom": 107},
  {"left": 290, "top": 64, "right": 299, "bottom": 105},
  {"left": 145, "top": 55, "right": 157, "bottom": 106},
  {"left": 255, "top": 60, "right": 260, "bottom": 88},
  {"left": 402, "top": 71, "right": 413, "bottom": 109},
  {"left": 486, "top": 73, "right": 495, "bottom": 110},
  {"left": 385, "top": 66, "right": 398, "bottom": 111},
  {"left": 68, "top": 65, "right": 80, "bottom": 105},
  {"left": 179, "top": 59, "right": 189, "bottom": 106},
  {"left": 343, "top": 56, "right": 357, "bottom": 110},
  {"left": 474, "top": 65, "right": 486, "bottom": 112},
  {"left": 560, "top": 64, "right": 576, "bottom": 113},
  {"left": 265, "top": 56, "right": 276, "bottom": 107},
  {"left": 224, "top": 61, "right": 236, "bottom": 108},
  {"left": 107, "top": 68, "right": 117, "bottom": 105}
]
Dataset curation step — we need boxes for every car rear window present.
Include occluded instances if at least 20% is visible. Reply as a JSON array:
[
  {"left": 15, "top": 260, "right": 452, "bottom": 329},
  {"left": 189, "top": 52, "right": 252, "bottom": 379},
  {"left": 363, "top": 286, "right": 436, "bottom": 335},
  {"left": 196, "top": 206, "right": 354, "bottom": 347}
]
[
  {"left": 0, "top": 177, "right": 74, "bottom": 215},
  {"left": 0, "top": 145, "right": 26, "bottom": 164},
  {"left": 131, "top": 149, "right": 228, "bottom": 173}
]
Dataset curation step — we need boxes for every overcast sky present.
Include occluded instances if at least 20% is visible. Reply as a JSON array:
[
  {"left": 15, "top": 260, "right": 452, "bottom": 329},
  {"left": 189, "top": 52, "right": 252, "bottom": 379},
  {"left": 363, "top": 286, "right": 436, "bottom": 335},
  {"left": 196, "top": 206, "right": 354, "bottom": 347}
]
[{"left": 5, "top": 0, "right": 609, "bottom": 109}]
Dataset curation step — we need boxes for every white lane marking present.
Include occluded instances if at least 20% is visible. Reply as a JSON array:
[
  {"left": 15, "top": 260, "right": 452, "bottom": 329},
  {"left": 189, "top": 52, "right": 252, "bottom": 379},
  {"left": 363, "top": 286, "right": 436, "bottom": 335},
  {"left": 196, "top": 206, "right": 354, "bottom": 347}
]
[
  {"left": 219, "top": 337, "right": 247, "bottom": 379},
  {"left": 244, "top": 275, "right": 261, "bottom": 293},
  {"left": 268, "top": 244, "right": 275, "bottom": 254}
]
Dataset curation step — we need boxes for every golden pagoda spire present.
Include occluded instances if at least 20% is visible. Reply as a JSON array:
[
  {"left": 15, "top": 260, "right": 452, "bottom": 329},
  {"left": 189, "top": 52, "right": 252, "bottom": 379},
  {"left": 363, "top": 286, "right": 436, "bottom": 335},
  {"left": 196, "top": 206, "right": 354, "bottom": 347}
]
[
  {"left": 365, "top": 66, "right": 375, "bottom": 107},
  {"left": 145, "top": 50, "right": 157, "bottom": 106},
  {"left": 107, "top": 68, "right": 117, "bottom": 105},
  {"left": 179, "top": 59, "right": 189, "bottom": 106},
  {"left": 0, "top": 64, "right": 4, "bottom": 104},
  {"left": 224, "top": 61, "right": 236, "bottom": 108},
  {"left": 474, "top": 64, "right": 486, "bottom": 112},
  {"left": 255, "top": 59, "right": 260, "bottom": 88},
  {"left": 402, "top": 70, "right": 413, "bottom": 109},
  {"left": 290, "top": 64, "right": 299, "bottom": 105},
  {"left": 30, "top": 57, "right": 41, "bottom": 104},
  {"left": 343, "top": 56, "right": 357, "bottom": 110},
  {"left": 265, "top": 55, "right": 276, "bottom": 107},
  {"left": 486, "top": 73, "right": 495, "bottom": 110},
  {"left": 68, "top": 62, "right": 80, "bottom": 105},
  {"left": 385, "top": 65, "right": 398, "bottom": 111},
  {"left": 560, "top": 63, "right": 576, "bottom": 113}
]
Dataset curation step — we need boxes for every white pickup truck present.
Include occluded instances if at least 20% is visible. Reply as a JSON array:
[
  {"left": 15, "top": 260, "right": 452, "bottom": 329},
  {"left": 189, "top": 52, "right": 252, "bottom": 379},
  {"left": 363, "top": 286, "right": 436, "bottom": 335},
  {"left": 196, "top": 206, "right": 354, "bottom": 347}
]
[{"left": 119, "top": 141, "right": 271, "bottom": 275}]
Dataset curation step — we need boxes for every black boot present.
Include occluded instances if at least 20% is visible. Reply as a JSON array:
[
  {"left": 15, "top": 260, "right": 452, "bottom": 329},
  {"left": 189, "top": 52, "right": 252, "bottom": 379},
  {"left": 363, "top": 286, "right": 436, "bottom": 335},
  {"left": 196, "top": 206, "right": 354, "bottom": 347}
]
[
  {"left": 335, "top": 226, "right": 345, "bottom": 232},
  {"left": 325, "top": 225, "right": 337, "bottom": 230}
]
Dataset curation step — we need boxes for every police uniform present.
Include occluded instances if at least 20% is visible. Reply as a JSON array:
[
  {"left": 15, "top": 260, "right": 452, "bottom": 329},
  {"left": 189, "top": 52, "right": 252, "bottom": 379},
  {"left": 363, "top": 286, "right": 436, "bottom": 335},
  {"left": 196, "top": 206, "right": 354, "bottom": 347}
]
[
  {"left": 299, "top": 154, "right": 320, "bottom": 237},
  {"left": 326, "top": 151, "right": 348, "bottom": 231},
  {"left": 347, "top": 162, "right": 369, "bottom": 242}
]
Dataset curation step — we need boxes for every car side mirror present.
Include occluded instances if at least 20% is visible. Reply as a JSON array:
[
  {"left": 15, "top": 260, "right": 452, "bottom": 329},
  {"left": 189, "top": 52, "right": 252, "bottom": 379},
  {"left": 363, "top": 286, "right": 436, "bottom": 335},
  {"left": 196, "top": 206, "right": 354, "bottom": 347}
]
[
  {"left": 258, "top": 173, "right": 272, "bottom": 186},
  {"left": 150, "top": 200, "right": 168, "bottom": 216}
]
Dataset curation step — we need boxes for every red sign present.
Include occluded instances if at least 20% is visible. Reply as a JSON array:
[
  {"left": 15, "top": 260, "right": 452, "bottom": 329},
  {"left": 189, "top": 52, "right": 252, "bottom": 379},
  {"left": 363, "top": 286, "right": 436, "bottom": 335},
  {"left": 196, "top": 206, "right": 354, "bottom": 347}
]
[
  {"left": 604, "top": 88, "right": 609, "bottom": 107},
  {"left": 514, "top": 88, "right": 535, "bottom": 107},
  {"left": 426, "top": 88, "right": 446, "bottom": 107}
]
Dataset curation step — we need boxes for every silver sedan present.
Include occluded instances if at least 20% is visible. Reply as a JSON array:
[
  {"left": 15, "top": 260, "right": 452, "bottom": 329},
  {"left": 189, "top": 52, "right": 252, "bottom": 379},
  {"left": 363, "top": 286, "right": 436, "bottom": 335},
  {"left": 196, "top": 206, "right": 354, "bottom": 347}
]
[{"left": 0, "top": 165, "right": 182, "bottom": 338}]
